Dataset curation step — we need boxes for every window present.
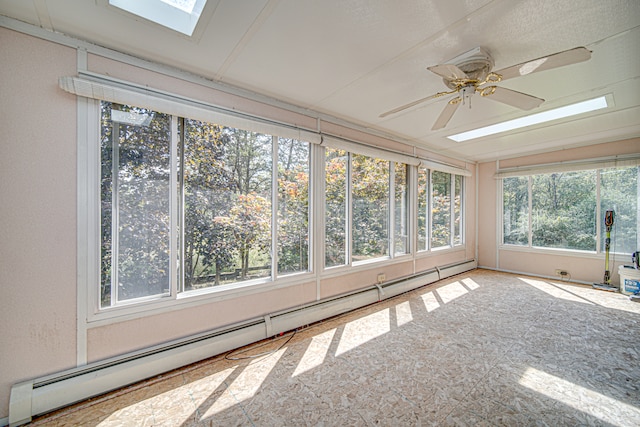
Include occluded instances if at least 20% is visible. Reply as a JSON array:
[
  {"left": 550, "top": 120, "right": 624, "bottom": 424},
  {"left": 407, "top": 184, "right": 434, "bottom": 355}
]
[
  {"left": 532, "top": 171, "right": 596, "bottom": 251},
  {"left": 324, "top": 148, "right": 415, "bottom": 267},
  {"left": 352, "top": 154, "right": 390, "bottom": 262},
  {"left": 502, "top": 166, "right": 639, "bottom": 254},
  {"left": 417, "top": 166, "right": 430, "bottom": 251},
  {"left": 100, "top": 103, "right": 173, "bottom": 305},
  {"left": 93, "top": 93, "right": 469, "bottom": 311},
  {"left": 453, "top": 174, "right": 463, "bottom": 245},
  {"left": 277, "top": 138, "right": 310, "bottom": 275},
  {"left": 100, "top": 102, "right": 312, "bottom": 308},
  {"left": 325, "top": 148, "right": 347, "bottom": 268},
  {"left": 503, "top": 176, "right": 529, "bottom": 246},
  {"left": 182, "top": 121, "right": 274, "bottom": 292},
  {"left": 600, "top": 167, "right": 639, "bottom": 254},
  {"left": 431, "top": 170, "right": 451, "bottom": 248},
  {"left": 394, "top": 163, "right": 409, "bottom": 255},
  {"left": 417, "top": 167, "right": 465, "bottom": 251}
]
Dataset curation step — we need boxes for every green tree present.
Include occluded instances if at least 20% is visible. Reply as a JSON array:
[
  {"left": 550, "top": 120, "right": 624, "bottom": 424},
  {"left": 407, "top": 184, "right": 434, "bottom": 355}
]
[
  {"left": 352, "top": 154, "right": 389, "bottom": 260},
  {"left": 100, "top": 103, "right": 172, "bottom": 305},
  {"left": 277, "top": 138, "right": 309, "bottom": 274},
  {"left": 183, "top": 119, "right": 236, "bottom": 288}
]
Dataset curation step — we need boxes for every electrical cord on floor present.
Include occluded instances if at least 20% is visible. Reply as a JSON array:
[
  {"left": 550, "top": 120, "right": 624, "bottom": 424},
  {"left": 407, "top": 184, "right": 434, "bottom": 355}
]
[{"left": 224, "top": 329, "right": 297, "bottom": 361}]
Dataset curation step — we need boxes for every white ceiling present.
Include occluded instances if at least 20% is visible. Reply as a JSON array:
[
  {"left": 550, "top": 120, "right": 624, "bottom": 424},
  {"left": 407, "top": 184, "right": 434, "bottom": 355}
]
[{"left": 2, "top": 0, "right": 639, "bottom": 162}]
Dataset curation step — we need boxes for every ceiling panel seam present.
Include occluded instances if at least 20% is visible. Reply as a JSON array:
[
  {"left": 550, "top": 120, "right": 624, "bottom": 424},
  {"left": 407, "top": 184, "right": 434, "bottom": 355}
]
[{"left": 214, "top": 0, "right": 280, "bottom": 80}]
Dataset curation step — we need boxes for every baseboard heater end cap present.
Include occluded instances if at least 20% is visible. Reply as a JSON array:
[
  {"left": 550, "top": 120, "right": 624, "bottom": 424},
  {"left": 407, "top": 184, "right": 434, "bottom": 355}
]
[{"left": 8, "top": 380, "right": 33, "bottom": 427}]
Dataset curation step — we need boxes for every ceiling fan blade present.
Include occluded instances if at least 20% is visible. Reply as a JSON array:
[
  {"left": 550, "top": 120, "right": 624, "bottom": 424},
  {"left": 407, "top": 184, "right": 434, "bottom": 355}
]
[
  {"left": 427, "top": 64, "right": 469, "bottom": 81},
  {"left": 483, "top": 86, "right": 544, "bottom": 110},
  {"left": 432, "top": 99, "right": 461, "bottom": 130},
  {"left": 379, "top": 91, "right": 453, "bottom": 118},
  {"left": 495, "top": 47, "right": 591, "bottom": 81}
]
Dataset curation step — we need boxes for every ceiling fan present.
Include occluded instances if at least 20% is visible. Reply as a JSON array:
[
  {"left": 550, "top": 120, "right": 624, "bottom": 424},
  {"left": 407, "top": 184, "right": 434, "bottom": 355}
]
[{"left": 380, "top": 46, "right": 592, "bottom": 130}]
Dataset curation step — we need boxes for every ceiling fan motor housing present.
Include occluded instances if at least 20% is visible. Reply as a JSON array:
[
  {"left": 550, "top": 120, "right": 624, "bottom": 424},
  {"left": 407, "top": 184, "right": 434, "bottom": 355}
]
[{"left": 443, "top": 46, "right": 494, "bottom": 89}]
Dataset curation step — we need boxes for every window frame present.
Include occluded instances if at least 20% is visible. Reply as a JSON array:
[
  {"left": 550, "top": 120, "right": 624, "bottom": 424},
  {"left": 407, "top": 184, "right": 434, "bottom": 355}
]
[
  {"left": 500, "top": 166, "right": 639, "bottom": 255},
  {"left": 73, "top": 76, "right": 470, "bottom": 323},
  {"left": 89, "top": 101, "right": 317, "bottom": 321}
]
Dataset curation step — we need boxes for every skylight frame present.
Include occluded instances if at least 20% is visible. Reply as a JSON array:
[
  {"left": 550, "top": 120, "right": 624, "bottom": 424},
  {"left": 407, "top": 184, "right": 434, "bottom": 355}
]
[
  {"left": 109, "top": 0, "right": 208, "bottom": 36},
  {"left": 447, "top": 96, "right": 609, "bottom": 142}
]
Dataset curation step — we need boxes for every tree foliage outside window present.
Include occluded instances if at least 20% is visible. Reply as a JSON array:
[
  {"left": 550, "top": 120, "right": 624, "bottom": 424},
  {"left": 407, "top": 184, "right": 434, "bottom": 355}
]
[
  {"left": 182, "top": 121, "right": 272, "bottom": 291},
  {"left": 532, "top": 171, "right": 596, "bottom": 250},
  {"left": 99, "top": 102, "right": 470, "bottom": 309},
  {"left": 417, "top": 167, "right": 429, "bottom": 251},
  {"left": 394, "top": 163, "right": 409, "bottom": 255},
  {"left": 600, "top": 166, "right": 639, "bottom": 254},
  {"left": 325, "top": 148, "right": 347, "bottom": 268},
  {"left": 277, "top": 138, "right": 310, "bottom": 275},
  {"left": 352, "top": 154, "right": 390, "bottom": 262},
  {"left": 502, "top": 166, "right": 639, "bottom": 254},
  {"left": 431, "top": 170, "right": 451, "bottom": 248},
  {"left": 453, "top": 174, "right": 463, "bottom": 246},
  {"left": 503, "top": 176, "right": 529, "bottom": 246},
  {"left": 101, "top": 103, "right": 172, "bottom": 305},
  {"left": 101, "top": 103, "right": 312, "bottom": 308}
]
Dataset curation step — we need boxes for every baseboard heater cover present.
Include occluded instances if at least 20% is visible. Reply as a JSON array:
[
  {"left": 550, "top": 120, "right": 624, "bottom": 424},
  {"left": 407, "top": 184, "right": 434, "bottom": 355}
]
[{"left": 8, "top": 259, "right": 476, "bottom": 426}]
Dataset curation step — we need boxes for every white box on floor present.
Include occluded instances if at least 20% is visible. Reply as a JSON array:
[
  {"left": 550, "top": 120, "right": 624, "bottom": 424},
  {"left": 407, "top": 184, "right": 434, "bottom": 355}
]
[{"left": 618, "top": 265, "right": 640, "bottom": 295}]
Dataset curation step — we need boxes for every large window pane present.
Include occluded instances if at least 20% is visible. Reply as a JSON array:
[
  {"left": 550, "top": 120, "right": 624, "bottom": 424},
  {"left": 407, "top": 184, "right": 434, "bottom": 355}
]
[
  {"left": 277, "top": 138, "right": 310, "bottom": 275},
  {"left": 600, "top": 166, "right": 639, "bottom": 254},
  {"left": 454, "top": 175, "right": 463, "bottom": 245},
  {"left": 417, "top": 167, "right": 429, "bottom": 251},
  {"left": 394, "top": 163, "right": 409, "bottom": 255},
  {"left": 352, "top": 154, "right": 390, "bottom": 261},
  {"left": 325, "top": 148, "right": 347, "bottom": 267},
  {"left": 183, "top": 124, "right": 272, "bottom": 290},
  {"left": 431, "top": 171, "right": 451, "bottom": 248},
  {"left": 531, "top": 171, "right": 596, "bottom": 250},
  {"left": 182, "top": 119, "right": 235, "bottom": 290},
  {"left": 221, "top": 128, "right": 272, "bottom": 282},
  {"left": 101, "top": 102, "right": 172, "bottom": 306},
  {"left": 503, "top": 176, "right": 529, "bottom": 245}
]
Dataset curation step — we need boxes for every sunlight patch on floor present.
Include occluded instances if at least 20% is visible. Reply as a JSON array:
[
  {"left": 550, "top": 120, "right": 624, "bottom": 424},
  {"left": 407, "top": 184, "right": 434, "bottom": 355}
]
[
  {"left": 335, "top": 308, "right": 390, "bottom": 356},
  {"left": 395, "top": 301, "right": 413, "bottom": 326},
  {"left": 519, "top": 367, "right": 640, "bottom": 425},
  {"left": 519, "top": 277, "right": 593, "bottom": 304},
  {"left": 292, "top": 328, "right": 336, "bottom": 377},
  {"left": 437, "top": 281, "right": 468, "bottom": 304},
  {"left": 201, "top": 348, "right": 286, "bottom": 418},
  {"left": 421, "top": 291, "right": 440, "bottom": 312},
  {"left": 461, "top": 277, "right": 480, "bottom": 290}
]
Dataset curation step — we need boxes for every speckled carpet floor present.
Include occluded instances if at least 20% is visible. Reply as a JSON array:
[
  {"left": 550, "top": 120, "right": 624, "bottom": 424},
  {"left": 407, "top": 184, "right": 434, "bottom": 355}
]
[{"left": 31, "top": 269, "right": 640, "bottom": 426}]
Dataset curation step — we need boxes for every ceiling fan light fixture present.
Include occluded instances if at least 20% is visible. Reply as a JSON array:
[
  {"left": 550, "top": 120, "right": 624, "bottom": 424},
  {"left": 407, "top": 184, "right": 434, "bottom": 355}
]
[{"left": 447, "top": 96, "right": 608, "bottom": 142}]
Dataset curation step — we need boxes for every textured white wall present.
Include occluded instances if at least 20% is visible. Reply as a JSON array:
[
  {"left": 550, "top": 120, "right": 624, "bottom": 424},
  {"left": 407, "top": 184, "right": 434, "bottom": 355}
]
[{"left": 0, "top": 28, "right": 78, "bottom": 419}]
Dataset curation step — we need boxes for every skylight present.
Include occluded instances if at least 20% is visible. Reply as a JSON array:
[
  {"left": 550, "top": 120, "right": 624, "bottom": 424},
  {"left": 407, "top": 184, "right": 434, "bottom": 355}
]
[
  {"left": 109, "top": 0, "right": 207, "bottom": 36},
  {"left": 447, "top": 96, "right": 608, "bottom": 142}
]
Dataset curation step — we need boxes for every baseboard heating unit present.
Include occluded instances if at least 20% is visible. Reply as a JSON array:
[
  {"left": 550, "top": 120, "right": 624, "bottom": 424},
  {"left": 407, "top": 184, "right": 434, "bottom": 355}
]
[{"left": 8, "top": 260, "right": 476, "bottom": 426}]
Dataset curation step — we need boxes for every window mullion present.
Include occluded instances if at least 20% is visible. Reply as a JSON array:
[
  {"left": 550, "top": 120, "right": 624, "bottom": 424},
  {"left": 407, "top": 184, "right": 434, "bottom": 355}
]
[
  {"left": 596, "top": 169, "right": 602, "bottom": 254},
  {"left": 428, "top": 170, "right": 433, "bottom": 251},
  {"left": 389, "top": 162, "right": 396, "bottom": 257},
  {"left": 272, "top": 135, "right": 279, "bottom": 280},
  {"left": 178, "top": 117, "right": 185, "bottom": 293},
  {"left": 346, "top": 153, "right": 353, "bottom": 265},
  {"left": 528, "top": 176, "right": 533, "bottom": 247},
  {"left": 169, "top": 115, "right": 179, "bottom": 299},
  {"left": 450, "top": 173, "right": 455, "bottom": 247},
  {"left": 111, "top": 118, "right": 120, "bottom": 306}
]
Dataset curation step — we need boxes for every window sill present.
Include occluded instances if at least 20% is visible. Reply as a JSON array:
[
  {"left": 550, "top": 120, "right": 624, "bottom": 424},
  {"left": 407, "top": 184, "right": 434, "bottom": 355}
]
[{"left": 87, "top": 271, "right": 316, "bottom": 327}]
